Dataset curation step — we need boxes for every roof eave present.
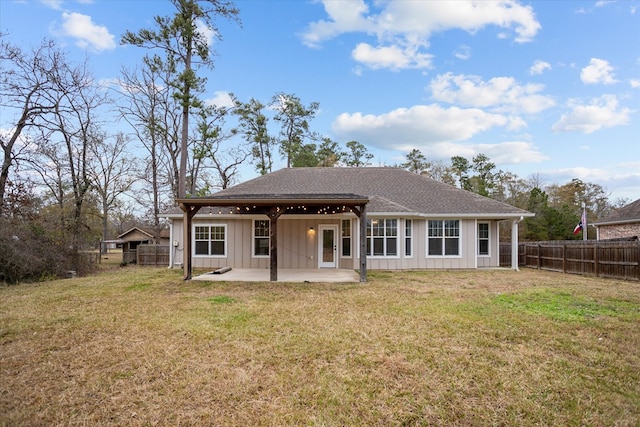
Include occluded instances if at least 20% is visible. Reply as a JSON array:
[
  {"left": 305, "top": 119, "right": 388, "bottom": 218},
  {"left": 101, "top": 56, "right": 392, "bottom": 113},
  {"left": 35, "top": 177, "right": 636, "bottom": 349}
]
[
  {"left": 176, "top": 196, "right": 370, "bottom": 207},
  {"left": 592, "top": 218, "right": 640, "bottom": 226}
]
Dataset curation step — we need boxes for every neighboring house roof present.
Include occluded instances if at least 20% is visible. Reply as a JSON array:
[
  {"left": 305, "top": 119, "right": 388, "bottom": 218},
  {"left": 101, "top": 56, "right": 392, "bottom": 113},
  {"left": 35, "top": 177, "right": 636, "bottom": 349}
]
[
  {"left": 593, "top": 199, "right": 640, "bottom": 226},
  {"left": 172, "top": 167, "right": 533, "bottom": 219},
  {"left": 117, "top": 227, "right": 170, "bottom": 241}
]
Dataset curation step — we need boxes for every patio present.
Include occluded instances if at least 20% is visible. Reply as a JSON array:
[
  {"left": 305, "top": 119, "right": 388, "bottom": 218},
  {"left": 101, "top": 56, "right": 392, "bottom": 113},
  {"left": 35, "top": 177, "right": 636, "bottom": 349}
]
[{"left": 191, "top": 268, "right": 360, "bottom": 283}]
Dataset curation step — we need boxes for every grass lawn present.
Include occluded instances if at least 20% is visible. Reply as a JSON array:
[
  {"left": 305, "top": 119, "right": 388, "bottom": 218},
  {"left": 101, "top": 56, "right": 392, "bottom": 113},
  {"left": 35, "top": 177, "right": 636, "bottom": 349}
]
[{"left": 1, "top": 267, "right": 639, "bottom": 426}]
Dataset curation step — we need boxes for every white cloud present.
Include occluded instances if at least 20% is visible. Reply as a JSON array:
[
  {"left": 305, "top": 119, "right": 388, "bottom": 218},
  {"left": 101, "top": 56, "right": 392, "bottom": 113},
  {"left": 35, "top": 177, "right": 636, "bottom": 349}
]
[
  {"left": 205, "top": 91, "right": 235, "bottom": 108},
  {"left": 453, "top": 45, "right": 471, "bottom": 60},
  {"left": 352, "top": 43, "right": 433, "bottom": 70},
  {"left": 40, "top": 0, "right": 63, "bottom": 9},
  {"left": 581, "top": 58, "right": 617, "bottom": 84},
  {"left": 61, "top": 12, "right": 116, "bottom": 51},
  {"left": 630, "top": 79, "right": 640, "bottom": 88},
  {"left": 302, "top": 0, "right": 374, "bottom": 48},
  {"left": 196, "top": 18, "right": 217, "bottom": 47},
  {"left": 331, "top": 104, "right": 509, "bottom": 151},
  {"left": 552, "top": 95, "right": 633, "bottom": 133},
  {"left": 302, "top": 0, "right": 541, "bottom": 70},
  {"left": 542, "top": 162, "right": 640, "bottom": 201},
  {"left": 427, "top": 140, "right": 547, "bottom": 164},
  {"left": 529, "top": 60, "right": 551, "bottom": 75},
  {"left": 429, "top": 72, "right": 555, "bottom": 115}
]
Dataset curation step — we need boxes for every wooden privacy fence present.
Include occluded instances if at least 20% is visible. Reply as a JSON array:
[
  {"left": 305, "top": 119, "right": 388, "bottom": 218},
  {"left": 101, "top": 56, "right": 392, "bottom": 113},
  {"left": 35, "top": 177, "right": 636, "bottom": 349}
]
[
  {"left": 136, "top": 245, "right": 170, "bottom": 266},
  {"left": 500, "top": 240, "right": 640, "bottom": 281}
]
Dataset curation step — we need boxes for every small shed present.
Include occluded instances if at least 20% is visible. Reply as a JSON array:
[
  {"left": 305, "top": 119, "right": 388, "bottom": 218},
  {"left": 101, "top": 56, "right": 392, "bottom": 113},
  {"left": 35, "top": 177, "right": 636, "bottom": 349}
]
[
  {"left": 593, "top": 199, "right": 640, "bottom": 241},
  {"left": 118, "top": 227, "right": 170, "bottom": 263}
]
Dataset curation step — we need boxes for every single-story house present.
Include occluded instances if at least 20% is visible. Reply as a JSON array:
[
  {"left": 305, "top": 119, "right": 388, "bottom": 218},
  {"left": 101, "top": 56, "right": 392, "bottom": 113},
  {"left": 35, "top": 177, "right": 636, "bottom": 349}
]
[
  {"left": 163, "top": 167, "right": 534, "bottom": 281},
  {"left": 592, "top": 198, "right": 640, "bottom": 241}
]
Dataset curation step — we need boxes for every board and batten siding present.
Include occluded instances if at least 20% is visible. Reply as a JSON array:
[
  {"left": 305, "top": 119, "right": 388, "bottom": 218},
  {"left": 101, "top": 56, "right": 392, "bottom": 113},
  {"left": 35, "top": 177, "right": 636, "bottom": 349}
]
[
  {"left": 171, "top": 217, "right": 342, "bottom": 270},
  {"left": 359, "top": 219, "right": 490, "bottom": 270},
  {"left": 170, "top": 217, "right": 503, "bottom": 270}
]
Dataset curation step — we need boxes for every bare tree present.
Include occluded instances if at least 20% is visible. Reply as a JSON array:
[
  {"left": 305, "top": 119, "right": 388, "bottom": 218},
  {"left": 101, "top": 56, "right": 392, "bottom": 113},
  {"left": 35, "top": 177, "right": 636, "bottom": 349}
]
[
  {"left": 88, "top": 132, "right": 136, "bottom": 253},
  {"left": 0, "top": 39, "right": 66, "bottom": 215},
  {"left": 118, "top": 56, "right": 181, "bottom": 239},
  {"left": 34, "top": 57, "right": 108, "bottom": 266}
]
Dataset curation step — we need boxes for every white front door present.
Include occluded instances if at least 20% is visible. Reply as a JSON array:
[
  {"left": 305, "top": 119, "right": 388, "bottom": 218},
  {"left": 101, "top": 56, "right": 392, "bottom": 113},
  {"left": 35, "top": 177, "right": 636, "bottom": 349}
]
[{"left": 318, "top": 225, "right": 338, "bottom": 268}]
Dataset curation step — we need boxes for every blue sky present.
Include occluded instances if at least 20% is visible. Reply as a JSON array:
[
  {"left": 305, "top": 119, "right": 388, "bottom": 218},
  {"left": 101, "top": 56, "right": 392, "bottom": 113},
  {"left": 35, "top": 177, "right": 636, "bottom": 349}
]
[{"left": 1, "top": 0, "right": 639, "bottom": 201}]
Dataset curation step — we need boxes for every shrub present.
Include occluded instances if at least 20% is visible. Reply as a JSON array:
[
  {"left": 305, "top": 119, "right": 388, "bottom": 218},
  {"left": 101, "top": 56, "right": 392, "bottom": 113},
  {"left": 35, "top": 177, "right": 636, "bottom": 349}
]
[{"left": 0, "top": 218, "right": 95, "bottom": 284}]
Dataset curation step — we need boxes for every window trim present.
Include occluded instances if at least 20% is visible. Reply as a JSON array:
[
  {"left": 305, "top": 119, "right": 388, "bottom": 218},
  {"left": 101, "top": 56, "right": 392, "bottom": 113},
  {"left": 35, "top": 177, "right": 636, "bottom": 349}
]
[
  {"left": 193, "top": 223, "right": 227, "bottom": 258},
  {"left": 252, "top": 219, "right": 270, "bottom": 258},
  {"left": 477, "top": 221, "right": 490, "bottom": 257},
  {"left": 405, "top": 219, "right": 413, "bottom": 258},
  {"left": 427, "top": 219, "right": 461, "bottom": 258},
  {"left": 366, "top": 218, "right": 400, "bottom": 258},
  {"left": 341, "top": 219, "right": 351, "bottom": 258}
]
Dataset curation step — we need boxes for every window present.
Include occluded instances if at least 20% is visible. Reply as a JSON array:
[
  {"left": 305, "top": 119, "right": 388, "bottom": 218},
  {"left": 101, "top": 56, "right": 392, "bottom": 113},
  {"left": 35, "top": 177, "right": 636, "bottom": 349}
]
[
  {"left": 478, "top": 222, "right": 490, "bottom": 256},
  {"left": 428, "top": 220, "right": 460, "bottom": 256},
  {"left": 194, "top": 225, "right": 226, "bottom": 256},
  {"left": 341, "top": 219, "right": 351, "bottom": 257},
  {"left": 253, "top": 220, "right": 270, "bottom": 257},
  {"left": 405, "top": 219, "right": 413, "bottom": 257},
  {"left": 366, "top": 218, "right": 398, "bottom": 257}
]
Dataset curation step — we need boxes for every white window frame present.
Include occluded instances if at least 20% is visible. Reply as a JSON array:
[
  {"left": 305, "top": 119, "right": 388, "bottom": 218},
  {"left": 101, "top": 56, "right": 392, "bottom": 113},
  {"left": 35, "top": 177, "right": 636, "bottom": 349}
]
[
  {"left": 427, "top": 219, "right": 461, "bottom": 258},
  {"left": 341, "top": 219, "right": 351, "bottom": 258},
  {"left": 478, "top": 222, "right": 490, "bottom": 257},
  {"left": 252, "top": 219, "right": 270, "bottom": 258},
  {"left": 193, "top": 223, "right": 227, "bottom": 258},
  {"left": 405, "top": 219, "right": 413, "bottom": 258},
  {"left": 366, "top": 218, "right": 400, "bottom": 258}
]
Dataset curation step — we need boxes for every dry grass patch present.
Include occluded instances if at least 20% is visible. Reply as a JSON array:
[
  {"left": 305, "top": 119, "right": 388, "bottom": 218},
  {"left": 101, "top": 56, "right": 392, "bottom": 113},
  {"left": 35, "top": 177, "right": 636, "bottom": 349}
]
[{"left": 1, "top": 267, "right": 639, "bottom": 426}]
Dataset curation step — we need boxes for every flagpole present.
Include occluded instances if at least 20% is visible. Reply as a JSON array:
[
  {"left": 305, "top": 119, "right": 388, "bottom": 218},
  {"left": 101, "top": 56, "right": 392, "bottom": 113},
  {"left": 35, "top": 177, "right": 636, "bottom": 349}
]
[{"left": 582, "top": 202, "right": 587, "bottom": 241}]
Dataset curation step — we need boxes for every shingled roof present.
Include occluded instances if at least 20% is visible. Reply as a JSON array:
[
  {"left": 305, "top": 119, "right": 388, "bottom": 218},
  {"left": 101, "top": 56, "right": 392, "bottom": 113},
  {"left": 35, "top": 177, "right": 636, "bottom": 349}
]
[
  {"left": 202, "top": 167, "right": 531, "bottom": 218},
  {"left": 593, "top": 198, "right": 640, "bottom": 225}
]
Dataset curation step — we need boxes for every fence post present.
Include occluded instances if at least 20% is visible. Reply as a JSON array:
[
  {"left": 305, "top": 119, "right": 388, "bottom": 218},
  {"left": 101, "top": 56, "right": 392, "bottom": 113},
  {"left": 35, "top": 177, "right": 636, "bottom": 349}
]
[
  {"left": 637, "top": 240, "right": 640, "bottom": 281},
  {"left": 562, "top": 244, "right": 567, "bottom": 274},
  {"left": 594, "top": 243, "right": 599, "bottom": 278},
  {"left": 537, "top": 243, "right": 541, "bottom": 270}
]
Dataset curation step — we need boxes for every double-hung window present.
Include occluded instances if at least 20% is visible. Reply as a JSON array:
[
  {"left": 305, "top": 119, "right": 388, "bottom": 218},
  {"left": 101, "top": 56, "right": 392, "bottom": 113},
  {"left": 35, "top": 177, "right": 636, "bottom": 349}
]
[
  {"left": 366, "top": 218, "right": 398, "bottom": 257},
  {"left": 341, "top": 219, "right": 351, "bottom": 257},
  {"left": 478, "top": 222, "right": 490, "bottom": 256},
  {"left": 194, "top": 224, "right": 226, "bottom": 256},
  {"left": 405, "top": 219, "right": 413, "bottom": 257},
  {"left": 253, "top": 219, "right": 270, "bottom": 257},
  {"left": 428, "top": 220, "right": 460, "bottom": 256}
]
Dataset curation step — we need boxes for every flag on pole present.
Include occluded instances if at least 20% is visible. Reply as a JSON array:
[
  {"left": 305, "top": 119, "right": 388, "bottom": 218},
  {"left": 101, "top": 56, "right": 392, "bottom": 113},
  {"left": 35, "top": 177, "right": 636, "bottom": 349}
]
[{"left": 573, "top": 209, "right": 586, "bottom": 235}]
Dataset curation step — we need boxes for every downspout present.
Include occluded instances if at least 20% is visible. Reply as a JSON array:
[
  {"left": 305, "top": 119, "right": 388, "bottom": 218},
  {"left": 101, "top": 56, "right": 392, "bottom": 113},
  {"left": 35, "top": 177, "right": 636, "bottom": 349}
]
[
  {"left": 168, "top": 218, "right": 174, "bottom": 269},
  {"left": 512, "top": 216, "right": 523, "bottom": 271}
]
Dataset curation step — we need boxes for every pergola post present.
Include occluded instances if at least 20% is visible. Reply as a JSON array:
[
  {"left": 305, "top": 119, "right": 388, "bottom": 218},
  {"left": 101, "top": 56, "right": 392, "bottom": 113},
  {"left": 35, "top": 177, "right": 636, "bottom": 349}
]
[
  {"left": 269, "top": 206, "right": 282, "bottom": 282},
  {"left": 351, "top": 203, "right": 368, "bottom": 282},
  {"left": 180, "top": 204, "right": 200, "bottom": 281},
  {"left": 359, "top": 204, "right": 367, "bottom": 282}
]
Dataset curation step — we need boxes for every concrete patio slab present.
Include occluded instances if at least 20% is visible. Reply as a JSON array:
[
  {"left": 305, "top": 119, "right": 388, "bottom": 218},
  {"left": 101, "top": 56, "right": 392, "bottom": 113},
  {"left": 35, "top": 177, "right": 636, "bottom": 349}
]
[{"left": 191, "top": 268, "right": 360, "bottom": 283}]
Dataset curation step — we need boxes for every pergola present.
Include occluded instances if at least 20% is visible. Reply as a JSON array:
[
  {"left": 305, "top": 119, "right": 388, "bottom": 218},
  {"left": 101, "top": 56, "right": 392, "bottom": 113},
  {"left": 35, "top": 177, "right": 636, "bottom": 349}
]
[{"left": 176, "top": 193, "right": 370, "bottom": 282}]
